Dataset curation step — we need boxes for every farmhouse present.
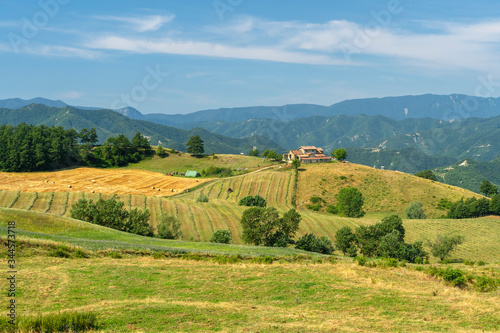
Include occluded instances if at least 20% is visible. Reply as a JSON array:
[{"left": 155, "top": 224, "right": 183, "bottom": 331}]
[{"left": 283, "top": 146, "right": 332, "bottom": 164}]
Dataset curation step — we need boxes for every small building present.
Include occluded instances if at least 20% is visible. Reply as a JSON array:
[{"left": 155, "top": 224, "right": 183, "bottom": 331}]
[
  {"left": 185, "top": 170, "right": 201, "bottom": 177},
  {"left": 283, "top": 146, "right": 332, "bottom": 164}
]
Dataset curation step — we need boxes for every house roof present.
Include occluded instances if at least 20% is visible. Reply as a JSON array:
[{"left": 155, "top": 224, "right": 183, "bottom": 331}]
[{"left": 299, "top": 146, "right": 318, "bottom": 150}]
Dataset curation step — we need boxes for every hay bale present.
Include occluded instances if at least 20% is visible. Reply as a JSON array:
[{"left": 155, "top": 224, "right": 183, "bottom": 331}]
[
  {"left": 157, "top": 188, "right": 161, "bottom": 191},
  {"left": 68, "top": 185, "right": 72, "bottom": 188},
  {"left": 152, "top": 186, "right": 155, "bottom": 189}
]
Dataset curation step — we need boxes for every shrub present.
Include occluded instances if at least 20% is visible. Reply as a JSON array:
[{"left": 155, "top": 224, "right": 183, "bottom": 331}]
[
  {"left": 405, "top": 201, "right": 426, "bottom": 219},
  {"left": 74, "top": 249, "right": 89, "bottom": 258},
  {"left": 306, "top": 203, "right": 321, "bottom": 211},
  {"left": 15, "top": 311, "right": 99, "bottom": 332},
  {"left": 310, "top": 196, "right": 325, "bottom": 204},
  {"left": 477, "top": 260, "right": 487, "bottom": 266},
  {"left": 440, "top": 267, "right": 467, "bottom": 288},
  {"left": 105, "top": 251, "right": 123, "bottom": 259},
  {"left": 414, "top": 257, "right": 423, "bottom": 264},
  {"left": 415, "top": 170, "right": 438, "bottom": 181},
  {"left": 197, "top": 194, "right": 209, "bottom": 203},
  {"left": 156, "top": 145, "right": 169, "bottom": 158},
  {"left": 202, "top": 166, "right": 232, "bottom": 177},
  {"left": 210, "top": 229, "right": 232, "bottom": 244},
  {"left": 238, "top": 195, "right": 267, "bottom": 207},
  {"left": 356, "top": 256, "right": 367, "bottom": 266},
  {"left": 49, "top": 247, "right": 70, "bottom": 258},
  {"left": 157, "top": 215, "right": 182, "bottom": 240},
  {"left": 463, "top": 260, "right": 475, "bottom": 266},
  {"left": 295, "top": 233, "right": 334, "bottom": 254},
  {"left": 326, "top": 204, "right": 338, "bottom": 214},
  {"left": 473, "top": 275, "right": 499, "bottom": 292}
]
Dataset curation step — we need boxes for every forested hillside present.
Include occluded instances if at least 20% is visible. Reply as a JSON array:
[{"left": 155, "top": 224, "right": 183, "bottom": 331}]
[{"left": 0, "top": 104, "right": 284, "bottom": 154}]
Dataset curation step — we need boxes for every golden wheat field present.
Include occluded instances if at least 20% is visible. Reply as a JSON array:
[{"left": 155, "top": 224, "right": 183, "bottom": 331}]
[{"left": 0, "top": 167, "right": 209, "bottom": 197}]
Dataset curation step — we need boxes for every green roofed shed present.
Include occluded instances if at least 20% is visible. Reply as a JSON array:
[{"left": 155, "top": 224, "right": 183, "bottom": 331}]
[{"left": 186, "top": 170, "right": 201, "bottom": 177}]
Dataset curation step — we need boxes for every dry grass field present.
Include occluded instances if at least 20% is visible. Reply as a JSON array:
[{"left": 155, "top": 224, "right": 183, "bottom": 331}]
[
  {"left": 0, "top": 167, "right": 209, "bottom": 197},
  {"left": 296, "top": 162, "right": 485, "bottom": 218}
]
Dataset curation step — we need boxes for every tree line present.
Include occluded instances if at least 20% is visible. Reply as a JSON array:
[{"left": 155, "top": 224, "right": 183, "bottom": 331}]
[{"left": 0, "top": 123, "right": 152, "bottom": 172}]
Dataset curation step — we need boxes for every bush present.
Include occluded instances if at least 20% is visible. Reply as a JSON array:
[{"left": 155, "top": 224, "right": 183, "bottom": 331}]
[
  {"left": 326, "top": 204, "right": 338, "bottom": 214},
  {"left": 473, "top": 275, "right": 499, "bottom": 292},
  {"left": 440, "top": 267, "right": 467, "bottom": 288},
  {"left": 49, "top": 247, "right": 70, "bottom": 258},
  {"left": 14, "top": 311, "right": 99, "bottom": 332},
  {"left": 238, "top": 195, "right": 267, "bottom": 207},
  {"left": 306, "top": 203, "right": 321, "bottom": 211},
  {"left": 210, "top": 229, "right": 232, "bottom": 244},
  {"left": 356, "top": 256, "right": 367, "bottom": 266},
  {"left": 463, "top": 260, "right": 475, "bottom": 266},
  {"left": 415, "top": 170, "right": 438, "bottom": 181},
  {"left": 197, "top": 194, "right": 209, "bottom": 203},
  {"left": 310, "top": 196, "right": 325, "bottom": 204},
  {"left": 405, "top": 201, "right": 426, "bottom": 219},
  {"left": 477, "top": 260, "right": 487, "bottom": 266},
  {"left": 295, "top": 233, "right": 334, "bottom": 254},
  {"left": 415, "top": 257, "right": 423, "bottom": 264},
  {"left": 202, "top": 166, "right": 233, "bottom": 177},
  {"left": 157, "top": 214, "right": 182, "bottom": 239},
  {"left": 156, "top": 145, "right": 169, "bottom": 158}
]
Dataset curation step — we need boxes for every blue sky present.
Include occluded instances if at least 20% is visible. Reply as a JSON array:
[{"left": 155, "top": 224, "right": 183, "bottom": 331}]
[{"left": 2, "top": 0, "right": 500, "bottom": 114}]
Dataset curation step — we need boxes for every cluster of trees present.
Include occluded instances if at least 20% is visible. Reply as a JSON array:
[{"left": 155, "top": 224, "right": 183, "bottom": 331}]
[
  {"left": 70, "top": 197, "right": 152, "bottom": 236},
  {"left": 238, "top": 195, "right": 267, "bottom": 207},
  {"left": 0, "top": 123, "right": 82, "bottom": 172},
  {"left": 415, "top": 169, "right": 438, "bottom": 181},
  {"left": 334, "top": 215, "right": 427, "bottom": 263},
  {"left": 0, "top": 123, "right": 154, "bottom": 172},
  {"left": 90, "top": 132, "right": 153, "bottom": 167},
  {"left": 447, "top": 196, "right": 500, "bottom": 218}
]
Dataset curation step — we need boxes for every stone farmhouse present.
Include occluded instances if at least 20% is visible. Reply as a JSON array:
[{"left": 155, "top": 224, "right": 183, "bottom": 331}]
[{"left": 283, "top": 146, "right": 332, "bottom": 163}]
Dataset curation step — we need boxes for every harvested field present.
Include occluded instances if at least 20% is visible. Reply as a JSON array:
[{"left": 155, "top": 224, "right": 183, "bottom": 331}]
[{"left": 0, "top": 167, "right": 210, "bottom": 196}]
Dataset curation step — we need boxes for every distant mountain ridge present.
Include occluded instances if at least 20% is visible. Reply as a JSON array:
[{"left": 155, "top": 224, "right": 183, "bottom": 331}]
[{"left": 2, "top": 93, "right": 499, "bottom": 125}]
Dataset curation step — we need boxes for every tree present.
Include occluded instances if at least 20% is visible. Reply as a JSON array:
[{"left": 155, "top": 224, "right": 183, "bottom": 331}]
[
  {"left": 240, "top": 207, "right": 301, "bottom": 247},
  {"left": 334, "top": 226, "right": 356, "bottom": 256},
  {"left": 332, "top": 148, "right": 348, "bottom": 162},
  {"left": 186, "top": 135, "right": 204, "bottom": 156},
  {"left": 156, "top": 145, "right": 169, "bottom": 158},
  {"left": 405, "top": 201, "right": 426, "bottom": 219},
  {"left": 210, "top": 229, "right": 232, "bottom": 244},
  {"left": 491, "top": 194, "right": 500, "bottom": 216},
  {"left": 248, "top": 149, "right": 260, "bottom": 157},
  {"left": 157, "top": 214, "right": 182, "bottom": 239},
  {"left": 429, "top": 235, "right": 464, "bottom": 261},
  {"left": 336, "top": 187, "right": 365, "bottom": 218},
  {"left": 415, "top": 170, "right": 438, "bottom": 181},
  {"left": 480, "top": 179, "right": 498, "bottom": 197},
  {"left": 124, "top": 208, "right": 152, "bottom": 236},
  {"left": 291, "top": 158, "right": 301, "bottom": 170}
]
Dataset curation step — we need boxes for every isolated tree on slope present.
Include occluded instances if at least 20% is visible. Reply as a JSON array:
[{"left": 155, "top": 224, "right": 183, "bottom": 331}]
[
  {"left": 332, "top": 148, "right": 347, "bottom": 162},
  {"left": 186, "top": 135, "right": 204, "bottom": 156},
  {"left": 405, "top": 201, "right": 426, "bottom": 219},
  {"left": 480, "top": 179, "right": 498, "bottom": 197}
]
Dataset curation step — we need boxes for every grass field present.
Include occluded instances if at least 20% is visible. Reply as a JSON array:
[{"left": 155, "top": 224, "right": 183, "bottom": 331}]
[
  {"left": 0, "top": 158, "right": 499, "bottom": 262},
  {"left": 124, "top": 152, "right": 275, "bottom": 174},
  {"left": 1, "top": 254, "right": 499, "bottom": 332}
]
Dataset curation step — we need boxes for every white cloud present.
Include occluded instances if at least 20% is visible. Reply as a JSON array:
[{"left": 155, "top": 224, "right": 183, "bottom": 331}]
[
  {"left": 25, "top": 45, "right": 103, "bottom": 60},
  {"left": 86, "top": 36, "right": 351, "bottom": 65},
  {"left": 92, "top": 15, "right": 174, "bottom": 32}
]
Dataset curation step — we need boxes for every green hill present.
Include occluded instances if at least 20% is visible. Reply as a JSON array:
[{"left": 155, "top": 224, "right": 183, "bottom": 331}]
[{"left": 0, "top": 104, "right": 284, "bottom": 154}]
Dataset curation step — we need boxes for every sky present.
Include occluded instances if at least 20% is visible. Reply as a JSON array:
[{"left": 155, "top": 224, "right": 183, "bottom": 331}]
[{"left": 2, "top": 0, "right": 500, "bottom": 114}]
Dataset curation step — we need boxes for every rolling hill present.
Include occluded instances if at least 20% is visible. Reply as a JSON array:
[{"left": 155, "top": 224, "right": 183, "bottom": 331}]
[{"left": 0, "top": 154, "right": 496, "bottom": 262}]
